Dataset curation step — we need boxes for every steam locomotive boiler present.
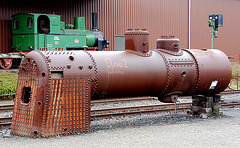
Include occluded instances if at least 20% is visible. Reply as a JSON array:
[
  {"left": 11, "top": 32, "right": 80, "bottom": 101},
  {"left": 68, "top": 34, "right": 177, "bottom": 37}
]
[{"left": 11, "top": 29, "right": 232, "bottom": 138}]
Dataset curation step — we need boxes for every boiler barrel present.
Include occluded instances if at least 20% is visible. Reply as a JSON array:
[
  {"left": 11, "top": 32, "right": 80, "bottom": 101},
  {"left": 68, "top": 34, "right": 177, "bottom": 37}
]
[
  {"left": 19, "top": 49, "right": 231, "bottom": 99},
  {"left": 89, "top": 51, "right": 169, "bottom": 98}
]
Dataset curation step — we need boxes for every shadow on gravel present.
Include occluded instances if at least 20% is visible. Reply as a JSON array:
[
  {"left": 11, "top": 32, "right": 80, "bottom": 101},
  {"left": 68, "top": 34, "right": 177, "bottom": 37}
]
[
  {"left": 90, "top": 113, "right": 231, "bottom": 133},
  {"left": 0, "top": 111, "right": 234, "bottom": 138}
]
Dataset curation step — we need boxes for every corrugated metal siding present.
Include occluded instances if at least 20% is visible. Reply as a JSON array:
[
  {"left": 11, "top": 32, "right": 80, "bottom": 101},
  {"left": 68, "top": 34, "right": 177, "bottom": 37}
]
[
  {"left": 0, "top": 0, "right": 188, "bottom": 53},
  {"left": 95, "top": 0, "right": 189, "bottom": 51},
  {"left": 0, "top": 20, "right": 11, "bottom": 53},
  {"left": 191, "top": 0, "right": 240, "bottom": 61},
  {"left": 1, "top": 0, "right": 240, "bottom": 62}
]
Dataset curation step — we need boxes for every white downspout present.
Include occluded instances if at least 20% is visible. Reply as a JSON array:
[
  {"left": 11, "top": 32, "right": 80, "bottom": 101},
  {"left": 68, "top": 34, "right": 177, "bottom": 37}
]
[{"left": 189, "top": 0, "right": 191, "bottom": 49}]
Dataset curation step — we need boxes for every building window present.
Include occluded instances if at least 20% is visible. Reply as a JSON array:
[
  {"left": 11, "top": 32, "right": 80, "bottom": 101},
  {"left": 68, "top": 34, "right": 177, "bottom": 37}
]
[
  {"left": 13, "top": 19, "right": 19, "bottom": 30},
  {"left": 27, "top": 17, "right": 33, "bottom": 29}
]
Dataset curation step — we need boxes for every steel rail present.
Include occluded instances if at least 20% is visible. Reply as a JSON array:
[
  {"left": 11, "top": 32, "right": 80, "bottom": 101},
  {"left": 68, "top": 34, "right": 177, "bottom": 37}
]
[
  {"left": 1, "top": 88, "right": 239, "bottom": 102},
  {"left": 91, "top": 97, "right": 158, "bottom": 105},
  {"left": 220, "top": 89, "right": 240, "bottom": 95},
  {"left": 0, "top": 104, "right": 14, "bottom": 113},
  {"left": 0, "top": 97, "right": 158, "bottom": 112},
  {"left": 1, "top": 102, "right": 240, "bottom": 129},
  {"left": 0, "top": 88, "right": 239, "bottom": 100}
]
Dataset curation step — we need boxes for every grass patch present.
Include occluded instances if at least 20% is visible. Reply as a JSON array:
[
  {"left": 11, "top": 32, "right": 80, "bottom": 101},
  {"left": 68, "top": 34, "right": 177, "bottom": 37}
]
[
  {"left": 0, "top": 71, "right": 18, "bottom": 100},
  {"left": 230, "top": 62, "right": 240, "bottom": 89}
]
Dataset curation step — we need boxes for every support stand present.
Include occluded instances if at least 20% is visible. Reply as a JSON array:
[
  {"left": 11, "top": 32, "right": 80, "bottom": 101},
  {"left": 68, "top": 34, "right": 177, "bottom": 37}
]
[{"left": 188, "top": 95, "right": 222, "bottom": 118}]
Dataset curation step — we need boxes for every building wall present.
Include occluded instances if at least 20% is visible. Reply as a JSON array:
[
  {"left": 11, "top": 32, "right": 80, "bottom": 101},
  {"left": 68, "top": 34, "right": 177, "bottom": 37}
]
[
  {"left": 0, "top": 0, "right": 188, "bottom": 53},
  {"left": 0, "top": 20, "right": 11, "bottom": 53},
  {"left": 191, "top": 0, "right": 240, "bottom": 61},
  {"left": 0, "top": 0, "right": 240, "bottom": 62},
  {"left": 97, "top": 0, "right": 189, "bottom": 51}
]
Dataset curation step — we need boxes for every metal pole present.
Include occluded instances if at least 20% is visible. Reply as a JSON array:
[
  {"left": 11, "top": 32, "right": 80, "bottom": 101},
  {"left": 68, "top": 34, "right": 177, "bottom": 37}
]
[
  {"left": 211, "top": 25, "right": 214, "bottom": 49},
  {"left": 237, "top": 73, "right": 239, "bottom": 89},
  {"left": 188, "top": 0, "right": 191, "bottom": 49},
  {"left": 175, "top": 101, "right": 177, "bottom": 114}
]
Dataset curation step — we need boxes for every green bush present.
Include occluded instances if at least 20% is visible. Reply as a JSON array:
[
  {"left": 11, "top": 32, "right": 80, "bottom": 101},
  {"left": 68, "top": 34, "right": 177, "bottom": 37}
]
[{"left": 0, "top": 71, "right": 18, "bottom": 100}]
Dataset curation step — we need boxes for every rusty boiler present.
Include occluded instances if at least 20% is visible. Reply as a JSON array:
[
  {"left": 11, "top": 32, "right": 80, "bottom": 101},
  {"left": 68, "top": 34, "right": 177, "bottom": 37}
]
[{"left": 11, "top": 29, "right": 232, "bottom": 137}]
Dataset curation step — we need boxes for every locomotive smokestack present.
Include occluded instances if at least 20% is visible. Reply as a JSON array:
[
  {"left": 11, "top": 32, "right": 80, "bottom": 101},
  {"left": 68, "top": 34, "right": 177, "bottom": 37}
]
[{"left": 92, "top": 12, "right": 98, "bottom": 31}]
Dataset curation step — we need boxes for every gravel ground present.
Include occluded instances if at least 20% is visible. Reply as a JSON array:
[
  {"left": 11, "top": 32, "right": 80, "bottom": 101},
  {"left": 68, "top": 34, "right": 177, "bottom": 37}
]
[
  {"left": 0, "top": 96, "right": 240, "bottom": 148},
  {"left": 0, "top": 108, "right": 240, "bottom": 148}
]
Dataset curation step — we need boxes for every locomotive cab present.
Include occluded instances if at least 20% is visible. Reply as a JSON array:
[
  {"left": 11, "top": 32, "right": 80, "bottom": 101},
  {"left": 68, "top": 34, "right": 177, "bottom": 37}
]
[{"left": 11, "top": 13, "right": 108, "bottom": 52}]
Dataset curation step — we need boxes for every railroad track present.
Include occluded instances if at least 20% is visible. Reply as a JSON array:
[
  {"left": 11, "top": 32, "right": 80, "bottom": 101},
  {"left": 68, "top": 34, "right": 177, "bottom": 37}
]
[
  {"left": 0, "top": 88, "right": 239, "bottom": 103},
  {"left": 0, "top": 117, "right": 12, "bottom": 129},
  {"left": 1, "top": 102, "right": 240, "bottom": 129},
  {"left": 0, "top": 68, "right": 19, "bottom": 71},
  {"left": 1, "top": 88, "right": 239, "bottom": 102},
  {"left": 1, "top": 89, "right": 240, "bottom": 129},
  {"left": 0, "top": 104, "right": 14, "bottom": 113},
  {"left": 220, "top": 89, "right": 240, "bottom": 95},
  {"left": 0, "top": 97, "right": 158, "bottom": 113},
  {"left": 91, "top": 97, "right": 158, "bottom": 105}
]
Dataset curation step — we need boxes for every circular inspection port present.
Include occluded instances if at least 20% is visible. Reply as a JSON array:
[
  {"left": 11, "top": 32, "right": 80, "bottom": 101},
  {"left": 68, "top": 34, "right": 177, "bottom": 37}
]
[
  {"left": 42, "top": 72, "right": 46, "bottom": 77},
  {"left": 33, "top": 130, "right": 38, "bottom": 135},
  {"left": 173, "top": 97, "right": 177, "bottom": 102},
  {"left": 38, "top": 101, "right": 42, "bottom": 106},
  {"left": 69, "top": 56, "right": 74, "bottom": 61},
  {"left": 181, "top": 70, "right": 186, "bottom": 77},
  {"left": 79, "top": 65, "right": 83, "bottom": 70}
]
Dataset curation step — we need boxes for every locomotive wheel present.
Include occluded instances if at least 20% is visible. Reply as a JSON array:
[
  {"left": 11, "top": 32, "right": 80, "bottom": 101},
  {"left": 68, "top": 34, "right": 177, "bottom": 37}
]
[{"left": 0, "top": 59, "right": 12, "bottom": 70}]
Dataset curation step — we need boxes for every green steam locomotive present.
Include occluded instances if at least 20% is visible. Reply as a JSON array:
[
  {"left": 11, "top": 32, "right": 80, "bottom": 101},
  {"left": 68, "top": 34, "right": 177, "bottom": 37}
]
[{"left": 0, "top": 12, "right": 109, "bottom": 69}]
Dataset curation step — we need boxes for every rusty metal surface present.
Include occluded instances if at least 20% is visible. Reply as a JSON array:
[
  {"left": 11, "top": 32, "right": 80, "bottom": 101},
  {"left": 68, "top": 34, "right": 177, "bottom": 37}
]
[
  {"left": 157, "top": 36, "right": 180, "bottom": 53},
  {"left": 11, "top": 50, "right": 96, "bottom": 137},
  {"left": 11, "top": 31, "right": 232, "bottom": 137},
  {"left": 125, "top": 29, "right": 149, "bottom": 53},
  {"left": 188, "top": 49, "right": 232, "bottom": 94}
]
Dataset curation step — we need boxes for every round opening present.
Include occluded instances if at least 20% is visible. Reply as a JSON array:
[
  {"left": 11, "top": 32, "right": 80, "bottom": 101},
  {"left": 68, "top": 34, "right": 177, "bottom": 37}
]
[
  {"left": 88, "top": 65, "right": 93, "bottom": 69},
  {"left": 79, "top": 65, "right": 83, "bottom": 70},
  {"left": 181, "top": 70, "right": 186, "bottom": 77},
  {"left": 33, "top": 130, "right": 38, "bottom": 134},
  {"left": 67, "top": 64, "right": 71, "bottom": 69},
  {"left": 172, "top": 97, "right": 177, "bottom": 103},
  {"left": 38, "top": 101, "right": 42, "bottom": 106},
  {"left": 42, "top": 72, "right": 46, "bottom": 77},
  {"left": 69, "top": 56, "right": 74, "bottom": 61},
  {"left": 27, "top": 58, "right": 30, "bottom": 63},
  {"left": 173, "top": 43, "right": 179, "bottom": 48},
  {"left": 64, "top": 128, "right": 67, "bottom": 131}
]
